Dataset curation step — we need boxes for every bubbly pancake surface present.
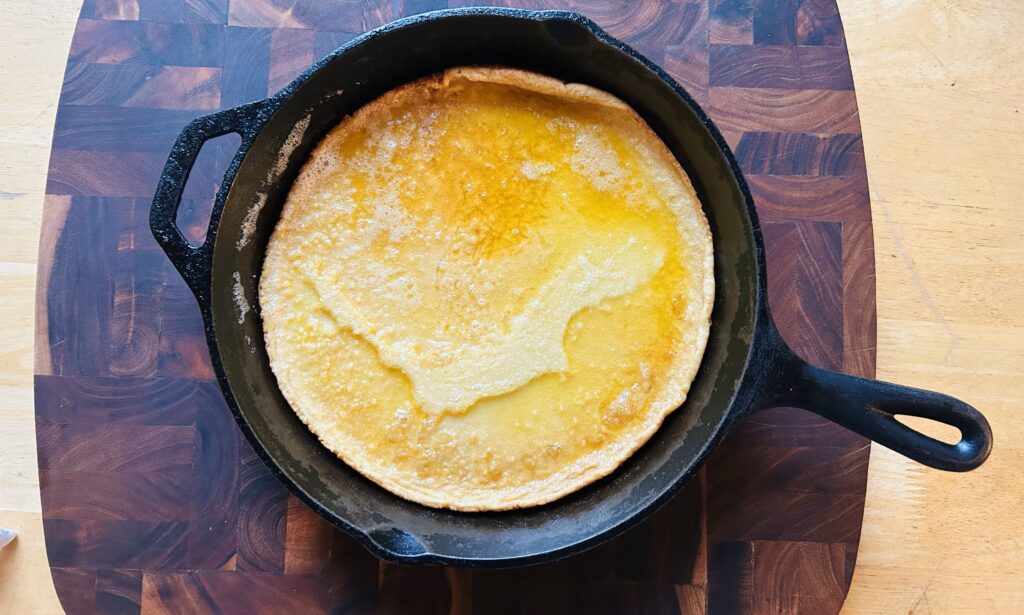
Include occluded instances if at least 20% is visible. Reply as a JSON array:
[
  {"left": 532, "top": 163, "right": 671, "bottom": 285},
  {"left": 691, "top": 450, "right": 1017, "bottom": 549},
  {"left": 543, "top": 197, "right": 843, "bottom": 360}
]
[{"left": 260, "top": 67, "right": 713, "bottom": 510}]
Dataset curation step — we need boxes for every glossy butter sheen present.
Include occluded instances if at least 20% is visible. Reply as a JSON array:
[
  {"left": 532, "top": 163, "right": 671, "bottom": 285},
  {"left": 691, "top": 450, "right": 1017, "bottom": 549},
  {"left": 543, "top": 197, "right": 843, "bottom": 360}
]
[{"left": 260, "top": 68, "right": 713, "bottom": 510}]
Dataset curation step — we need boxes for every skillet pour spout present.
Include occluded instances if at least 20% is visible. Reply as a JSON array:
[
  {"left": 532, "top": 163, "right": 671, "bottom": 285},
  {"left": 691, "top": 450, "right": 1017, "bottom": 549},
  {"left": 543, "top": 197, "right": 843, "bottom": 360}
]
[{"left": 150, "top": 7, "right": 992, "bottom": 566}]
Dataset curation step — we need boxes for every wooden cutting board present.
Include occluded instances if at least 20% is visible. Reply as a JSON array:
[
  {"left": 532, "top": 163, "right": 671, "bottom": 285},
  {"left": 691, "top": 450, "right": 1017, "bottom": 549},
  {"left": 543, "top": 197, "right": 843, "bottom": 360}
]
[{"left": 34, "top": 0, "right": 875, "bottom": 613}]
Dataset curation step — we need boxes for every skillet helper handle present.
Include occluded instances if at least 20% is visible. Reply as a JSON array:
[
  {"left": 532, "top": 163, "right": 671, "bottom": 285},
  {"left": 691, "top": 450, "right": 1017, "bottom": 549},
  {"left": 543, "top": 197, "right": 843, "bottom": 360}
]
[
  {"left": 150, "top": 99, "right": 274, "bottom": 297},
  {"left": 767, "top": 338, "right": 992, "bottom": 472}
]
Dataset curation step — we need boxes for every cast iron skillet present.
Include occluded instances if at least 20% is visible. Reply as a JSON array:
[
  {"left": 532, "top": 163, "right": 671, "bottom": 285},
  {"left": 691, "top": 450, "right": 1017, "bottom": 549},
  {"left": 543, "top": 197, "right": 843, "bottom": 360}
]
[{"left": 150, "top": 8, "right": 992, "bottom": 567}]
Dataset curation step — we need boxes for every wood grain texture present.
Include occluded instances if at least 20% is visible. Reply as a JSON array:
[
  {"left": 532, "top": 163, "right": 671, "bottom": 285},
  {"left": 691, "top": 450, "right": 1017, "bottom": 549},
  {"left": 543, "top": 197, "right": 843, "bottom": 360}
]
[
  {"left": 95, "top": 569, "right": 143, "bottom": 615},
  {"left": 30, "top": 1, "right": 876, "bottom": 613},
  {"left": 709, "top": 44, "right": 854, "bottom": 90},
  {"left": 837, "top": 1, "right": 1024, "bottom": 612},
  {"left": 747, "top": 175, "right": 870, "bottom": 223},
  {"left": 706, "top": 87, "right": 860, "bottom": 135},
  {"left": 6, "top": 2, "right": 1022, "bottom": 615},
  {"left": 0, "top": 9, "right": 83, "bottom": 615},
  {"left": 733, "top": 132, "right": 865, "bottom": 176}
]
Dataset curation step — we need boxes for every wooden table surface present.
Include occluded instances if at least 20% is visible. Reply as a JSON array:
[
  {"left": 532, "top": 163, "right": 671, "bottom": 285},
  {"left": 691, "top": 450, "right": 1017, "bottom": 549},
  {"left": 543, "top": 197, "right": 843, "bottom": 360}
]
[
  {"left": 1, "top": 1, "right": 1020, "bottom": 614},
  {"left": 31, "top": 0, "right": 877, "bottom": 612}
]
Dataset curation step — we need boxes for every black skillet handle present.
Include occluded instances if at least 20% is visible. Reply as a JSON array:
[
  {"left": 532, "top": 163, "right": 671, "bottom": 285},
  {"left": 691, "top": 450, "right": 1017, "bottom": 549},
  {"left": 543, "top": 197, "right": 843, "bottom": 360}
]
[
  {"left": 759, "top": 326, "right": 993, "bottom": 471},
  {"left": 150, "top": 98, "right": 277, "bottom": 301}
]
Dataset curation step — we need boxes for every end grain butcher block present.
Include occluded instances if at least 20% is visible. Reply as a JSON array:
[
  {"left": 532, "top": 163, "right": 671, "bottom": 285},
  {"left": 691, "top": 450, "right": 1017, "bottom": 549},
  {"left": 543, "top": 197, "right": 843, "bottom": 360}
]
[{"left": 35, "top": 0, "right": 874, "bottom": 613}]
